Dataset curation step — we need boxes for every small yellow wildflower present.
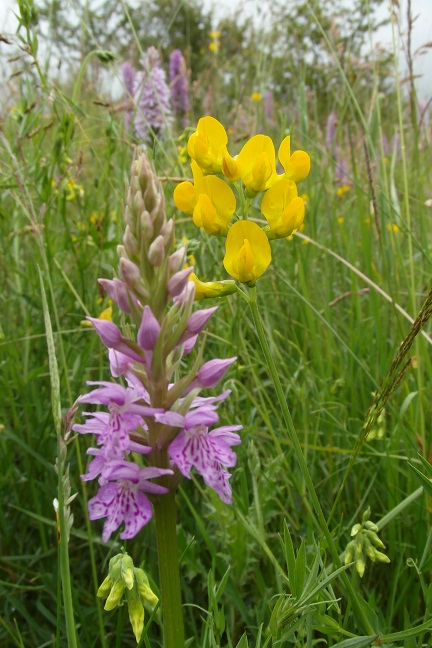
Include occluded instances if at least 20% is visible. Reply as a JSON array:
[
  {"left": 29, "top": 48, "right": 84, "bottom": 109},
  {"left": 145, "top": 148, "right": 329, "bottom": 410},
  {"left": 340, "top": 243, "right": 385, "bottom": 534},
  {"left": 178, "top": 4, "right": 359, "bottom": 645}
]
[
  {"left": 65, "top": 177, "right": 84, "bottom": 201},
  {"left": 386, "top": 222, "right": 399, "bottom": 234},
  {"left": 90, "top": 211, "right": 105, "bottom": 227},
  {"left": 177, "top": 145, "right": 188, "bottom": 165},
  {"left": 223, "top": 221, "right": 271, "bottom": 283},
  {"left": 337, "top": 216, "right": 344, "bottom": 225},
  {"left": 187, "top": 252, "right": 197, "bottom": 267},
  {"left": 336, "top": 184, "right": 350, "bottom": 198},
  {"left": 209, "top": 31, "right": 220, "bottom": 54},
  {"left": 98, "top": 305, "right": 113, "bottom": 321},
  {"left": 251, "top": 92, "right": 262, "bottom": 102}
]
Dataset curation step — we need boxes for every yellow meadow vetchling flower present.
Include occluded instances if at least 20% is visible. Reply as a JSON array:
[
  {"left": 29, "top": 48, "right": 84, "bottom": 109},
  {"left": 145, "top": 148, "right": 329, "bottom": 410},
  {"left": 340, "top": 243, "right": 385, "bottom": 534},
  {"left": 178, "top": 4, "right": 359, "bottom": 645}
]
[
  {"left": 187, "top": 116, "right": 228, "bottom": 174},
  {"left": 223, "top": 220, "right": 271, "bottom": 284},
  {"left": 173, "top": 161, "right": 236, "bottom": 235},
  {"left": 277, "top": 135, "right": 310, "bottom": 184},
  {"left": 261, "top": 179, "right": 305, "bottom": 238},
  {"left": 251, "top": 92, "right": 262, "bottom": 102},
  {"left": 336, "top": 184, "right": 350, "bottom": 198},
  {"left": 228, "top": 135, "right": 277, "bottom": 195}
]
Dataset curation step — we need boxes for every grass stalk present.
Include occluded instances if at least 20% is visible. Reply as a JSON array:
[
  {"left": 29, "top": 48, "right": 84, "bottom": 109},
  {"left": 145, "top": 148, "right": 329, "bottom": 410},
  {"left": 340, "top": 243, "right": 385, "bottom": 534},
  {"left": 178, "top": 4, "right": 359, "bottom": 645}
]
[{"left": 248, "top": 285, "right": 376, "bottom": 635}]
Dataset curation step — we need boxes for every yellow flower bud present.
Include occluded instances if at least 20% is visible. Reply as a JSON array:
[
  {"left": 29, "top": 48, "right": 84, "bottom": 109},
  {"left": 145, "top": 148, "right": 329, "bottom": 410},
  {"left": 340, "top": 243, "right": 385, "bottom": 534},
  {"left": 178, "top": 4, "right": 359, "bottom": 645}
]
[
  {"left": 97, "top": 574, "right": 112, "bottom": 598},
  {"left": 356, "top": 556, "right": 366, "bottom": 578},
  {"left": 223, "top": 221, "right": 271, "bottom": 284},
  {"left": 104, "top": 579, "right": 125, "bottom": 611},
  {"left": 189, "top": 273, "right": 237, "bottom": 300},
  {"left": 135, "top": 568, "right": 159, "bottom": 607},
  {"left": 373, "top": 550, "right": 391, "bottom": 564},
  {"left": 121, "top": 554, "right": 135, "bottom": 590},
  {"left": 126, "top": 590, "right": 145, "bottom": 643},
  {"left": 344, "top": 540, "right": 355, "bottom": 565}
]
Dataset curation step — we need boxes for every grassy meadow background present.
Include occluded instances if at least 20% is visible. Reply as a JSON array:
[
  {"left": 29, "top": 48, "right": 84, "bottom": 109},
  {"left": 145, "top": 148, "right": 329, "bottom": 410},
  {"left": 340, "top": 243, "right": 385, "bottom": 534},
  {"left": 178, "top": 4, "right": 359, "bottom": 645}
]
[{"left": 1, "top": 0, "right": 432, "bottom": 645}]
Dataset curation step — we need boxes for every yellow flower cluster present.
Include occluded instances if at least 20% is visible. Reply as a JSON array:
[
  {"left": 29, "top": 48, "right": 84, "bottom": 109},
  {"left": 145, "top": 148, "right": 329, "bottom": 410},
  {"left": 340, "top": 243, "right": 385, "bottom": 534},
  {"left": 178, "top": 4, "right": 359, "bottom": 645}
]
[
  {"left": 173, "top": 116, "right": 310, "bottom": 289},
  {"left": 209, "top": 30, "right": 221, "bottom": 53}
]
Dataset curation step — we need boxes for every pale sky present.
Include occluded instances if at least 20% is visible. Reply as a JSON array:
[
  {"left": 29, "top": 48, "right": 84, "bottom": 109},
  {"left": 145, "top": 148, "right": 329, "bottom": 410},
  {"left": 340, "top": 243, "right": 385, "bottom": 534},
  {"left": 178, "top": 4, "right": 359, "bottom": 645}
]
[{"left": 1, "top": 0, "right": 431, "bottom": 98}]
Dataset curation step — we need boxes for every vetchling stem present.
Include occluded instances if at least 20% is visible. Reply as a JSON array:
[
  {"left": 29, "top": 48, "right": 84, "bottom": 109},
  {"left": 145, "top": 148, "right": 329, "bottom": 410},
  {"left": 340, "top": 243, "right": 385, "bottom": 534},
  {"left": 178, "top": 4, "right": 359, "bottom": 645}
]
[
  {"left": 248, "top": 285, "right": 376, "bottom": 636},
  {"left": 153, "top": 489, "right": 185, "bottom": 648}
]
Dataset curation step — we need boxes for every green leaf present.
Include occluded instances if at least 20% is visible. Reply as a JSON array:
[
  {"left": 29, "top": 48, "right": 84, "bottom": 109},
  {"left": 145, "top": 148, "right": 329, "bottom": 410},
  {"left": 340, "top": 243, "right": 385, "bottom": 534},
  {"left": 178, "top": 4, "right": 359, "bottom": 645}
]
[
  {"left": 282, "top": 521, "right": 297, "bottom": 592},
  {"left": 235, "top": 633, "right": 249, "bottom": 648},
  {"left": 380, "top": 618, "right": 432, "bottom": 641},
  {"left": 294, "top": 539, "right": 306, "bottom": 598},
  {"left": 354, "top": 597, "right": 379, "bottom": 634},
  {"left": 331, "top": 637, "right": 378, "bottom": 648},
  {"left": 408, "top": 462, "right": 432, "bottom": 497}
]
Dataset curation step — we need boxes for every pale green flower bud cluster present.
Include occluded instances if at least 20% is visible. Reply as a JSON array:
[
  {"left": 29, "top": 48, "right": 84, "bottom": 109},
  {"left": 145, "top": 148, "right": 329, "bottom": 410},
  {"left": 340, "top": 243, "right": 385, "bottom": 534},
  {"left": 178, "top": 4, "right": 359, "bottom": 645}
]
[
  {"left": 97, "top": 552, "right": 158, "bottom": 643},
  {"left": 119, "top": 155, "right": 186, "bottom": 320},
  {"left": 366, "top": 402, "right": 386, "bottom": 441},
  {"left": 344, "top": 507, "right": 390, "bottom": 578}
]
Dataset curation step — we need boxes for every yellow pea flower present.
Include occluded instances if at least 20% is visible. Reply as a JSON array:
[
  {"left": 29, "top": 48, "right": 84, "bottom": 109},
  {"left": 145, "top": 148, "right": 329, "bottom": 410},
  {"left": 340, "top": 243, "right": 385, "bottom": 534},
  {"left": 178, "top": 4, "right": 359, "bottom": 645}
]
[
  {"left": 223, "top": 220, "right": 271, "bottom": 284},
  {"left": 173, "top": 161, "right": 236, "bottom": 235},
  {"left": 235, "top": 135, "right": 277, "bottom": 195},
  {"left": 277, "top": 135, "right": 310, "bottom": 184},
  {"left": 336, "top": 184, "right": 350, "bottom": 198},
  {"left": 261, "top": 179, "right": 305, "bottom": 238},
  {"left": 187, "top": 116, "right": 229, "bottom": 174},
  {"left": 251, "top": 92, "right": 262, "bottom": 102}
]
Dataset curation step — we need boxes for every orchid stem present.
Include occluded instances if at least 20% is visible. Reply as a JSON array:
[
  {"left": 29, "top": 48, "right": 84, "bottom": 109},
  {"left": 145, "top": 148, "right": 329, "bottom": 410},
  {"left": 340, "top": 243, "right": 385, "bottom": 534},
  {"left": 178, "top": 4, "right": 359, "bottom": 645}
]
[{"left": 154, "top": 489, "right": 185, "bottom": 648}]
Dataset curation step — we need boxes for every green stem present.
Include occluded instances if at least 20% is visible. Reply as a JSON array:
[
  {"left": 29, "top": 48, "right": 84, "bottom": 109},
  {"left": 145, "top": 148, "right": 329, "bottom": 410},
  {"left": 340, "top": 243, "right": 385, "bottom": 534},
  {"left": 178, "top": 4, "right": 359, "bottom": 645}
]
[
  {"left": 57, "top": 444, "right": 79, "bottom": 648},
  {"left": 153, "top": 490, "right": 185, "bottom": 648},
  {"left": 248, "top": 285, "right": 376, "bottom": 635}
]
